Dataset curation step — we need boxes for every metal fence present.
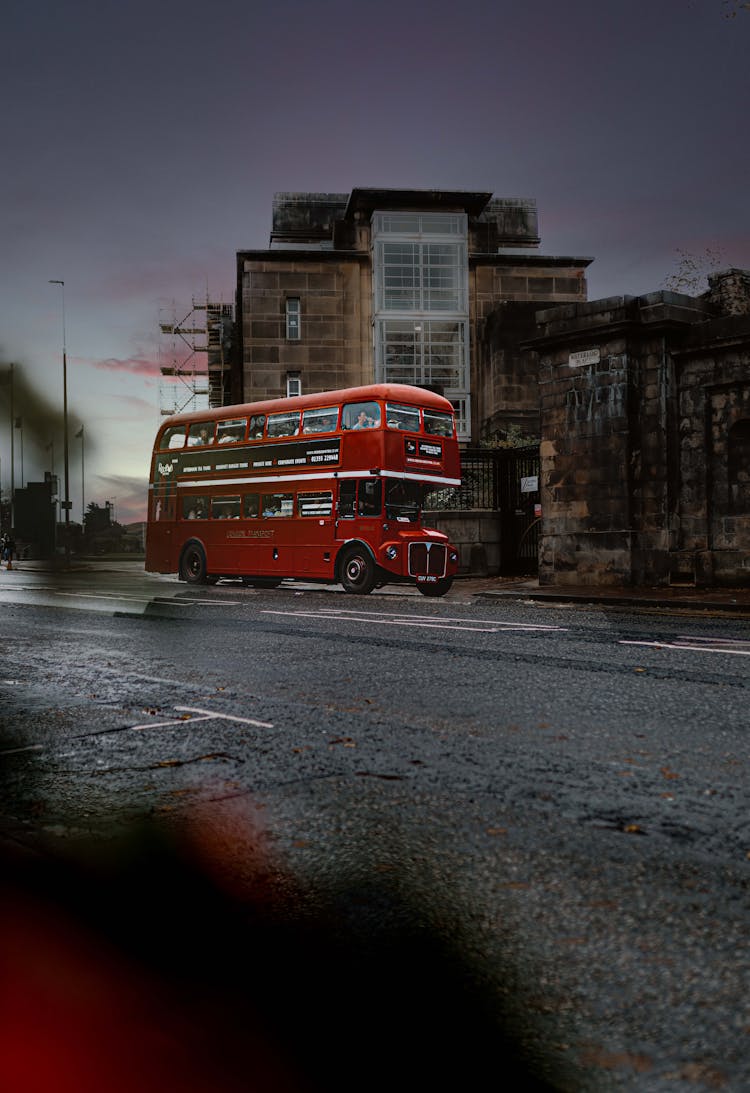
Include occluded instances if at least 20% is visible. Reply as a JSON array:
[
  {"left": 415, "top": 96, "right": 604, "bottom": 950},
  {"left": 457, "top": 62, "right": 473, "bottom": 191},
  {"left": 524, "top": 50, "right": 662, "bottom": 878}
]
[
  {"left": 425, "top": 446, "right": 541, "bottom": 575},
  {"left": 425, "top": 447, "right": 538, "bottom": 512}
]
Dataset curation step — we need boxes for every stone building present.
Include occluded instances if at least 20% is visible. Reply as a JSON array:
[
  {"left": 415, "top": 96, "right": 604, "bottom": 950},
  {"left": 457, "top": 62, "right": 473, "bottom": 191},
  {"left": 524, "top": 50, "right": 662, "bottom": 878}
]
[
  {"left": 530, "top": 269, "right": 750, "bottom": 587},
  {"left": 234, "top": 189, "right": 590, "bottom": 442}
]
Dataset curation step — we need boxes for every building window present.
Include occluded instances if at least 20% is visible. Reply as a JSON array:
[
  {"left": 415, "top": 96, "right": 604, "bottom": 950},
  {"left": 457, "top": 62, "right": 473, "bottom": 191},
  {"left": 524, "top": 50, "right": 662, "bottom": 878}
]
[
  {"left": 377, "top": 319, "right": 468, "bottom": 391},
  {"left": 285, "top": 297, "right": 301, "bottom": 340},
  {"left": 286, "top": 372, "right": 302, "bottom": 398},
  {"left": 372, "top": 210, "right": 470, "bottom": 440}
]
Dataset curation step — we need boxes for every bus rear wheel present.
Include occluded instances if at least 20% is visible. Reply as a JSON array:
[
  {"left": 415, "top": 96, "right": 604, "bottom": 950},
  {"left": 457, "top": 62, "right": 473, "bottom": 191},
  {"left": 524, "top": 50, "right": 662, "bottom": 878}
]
[
  {"left": 339, "top": 545, "right": 377, "bottom": 595},
  {"left": 416, "top": 577, "right": 453, "bottom": 597},
  {"left": 180, "top": 542, "right": 208, "bottom": 584}
]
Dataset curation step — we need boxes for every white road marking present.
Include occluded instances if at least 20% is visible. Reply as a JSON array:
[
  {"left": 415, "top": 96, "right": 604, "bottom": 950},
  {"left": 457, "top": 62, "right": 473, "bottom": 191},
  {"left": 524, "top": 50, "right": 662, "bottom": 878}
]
[
  {"left": 0, "top": 743, "right": 43, "bottom": 756},
  {"left": 327, "top": 607, "right": 566, "bottom": 631},
  {"left": 620, "top": 639, "right": 750, "bottom": 657},
  {"left": 174, "top": 705, "right": 274, "bottom": 728},
  {"left": 130, "top": 715, "right": 215, "bottom": 731},
  {"left": 261, "top": 608, "right": 566, "bottom": 634}
]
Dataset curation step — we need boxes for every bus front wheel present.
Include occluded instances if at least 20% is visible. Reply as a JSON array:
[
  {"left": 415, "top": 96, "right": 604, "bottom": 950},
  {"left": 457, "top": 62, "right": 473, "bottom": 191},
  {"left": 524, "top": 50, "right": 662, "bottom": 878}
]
[
  {"left": 180, "top": 542, "right": 208, "bottom": 584},
  {"left": 416, "top": 577, "right": 453, "bottom": 597},
  {"left": 339, "top": 545, "right": 377, "bottom": 595}
]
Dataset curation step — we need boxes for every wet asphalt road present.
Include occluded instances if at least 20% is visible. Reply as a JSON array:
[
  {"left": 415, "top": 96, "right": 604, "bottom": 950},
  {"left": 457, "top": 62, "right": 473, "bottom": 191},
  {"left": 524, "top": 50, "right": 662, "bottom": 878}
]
[{"left": 1, "top": 565, "right": 749, "bottom": 1091}]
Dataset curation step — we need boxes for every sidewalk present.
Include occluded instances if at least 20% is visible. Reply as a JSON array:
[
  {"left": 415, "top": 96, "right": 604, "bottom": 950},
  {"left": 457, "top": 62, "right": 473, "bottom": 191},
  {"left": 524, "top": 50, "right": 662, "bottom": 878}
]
[{"left": 472, "top": 576, "right": 750, "bottom": 614}]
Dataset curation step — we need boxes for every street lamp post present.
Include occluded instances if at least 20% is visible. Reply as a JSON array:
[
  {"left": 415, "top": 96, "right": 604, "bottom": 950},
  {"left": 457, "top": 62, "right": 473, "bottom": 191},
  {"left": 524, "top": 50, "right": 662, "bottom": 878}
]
[
  {"left": 49, "top": 280, "right": 71, "bottom": 562},
  {"left": 75, "top": 424, "right": 85, "bottom": 524}
]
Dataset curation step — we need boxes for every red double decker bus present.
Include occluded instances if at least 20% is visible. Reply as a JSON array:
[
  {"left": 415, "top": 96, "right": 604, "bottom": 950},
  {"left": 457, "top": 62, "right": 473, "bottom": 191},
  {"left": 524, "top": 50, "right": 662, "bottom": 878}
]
[{"left": 145, "top": 383, "right": 461, "bottom": 596}]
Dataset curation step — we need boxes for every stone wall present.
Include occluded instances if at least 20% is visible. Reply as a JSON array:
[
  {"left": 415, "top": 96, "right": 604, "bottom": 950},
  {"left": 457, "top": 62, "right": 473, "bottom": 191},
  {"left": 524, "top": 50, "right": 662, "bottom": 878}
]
[
  {"left": 237, "top": 254, "right": 371, "bottom": 401},
  {"left": 531, "top": 271, "right": 750, "bottom": 587},
  {"left": 423, "top": 510, "right": 501, "bottom": 576}
]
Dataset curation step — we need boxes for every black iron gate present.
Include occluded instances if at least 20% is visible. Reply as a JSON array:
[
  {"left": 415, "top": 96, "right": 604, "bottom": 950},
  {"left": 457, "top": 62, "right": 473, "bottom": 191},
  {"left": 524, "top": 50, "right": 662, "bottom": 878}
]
[
  {"left": 425, "top": 446, "right": 540, "bottom": 575},
  {"left": 497, "top": 447, "right": 540, "bottom": 574}
]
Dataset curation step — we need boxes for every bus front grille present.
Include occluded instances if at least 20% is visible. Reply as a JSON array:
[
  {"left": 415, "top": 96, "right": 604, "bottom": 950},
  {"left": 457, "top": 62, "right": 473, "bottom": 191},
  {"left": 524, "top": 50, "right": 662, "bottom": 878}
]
[{"left": 408, "top": 542, "right": 447, "bottom": 578}]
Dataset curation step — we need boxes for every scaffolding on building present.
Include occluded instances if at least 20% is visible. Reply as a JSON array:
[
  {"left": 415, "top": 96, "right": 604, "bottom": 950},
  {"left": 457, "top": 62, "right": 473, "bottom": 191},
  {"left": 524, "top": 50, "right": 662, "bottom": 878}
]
[{"left": 158, "top": 295, "right": 233, "bottom": 416}]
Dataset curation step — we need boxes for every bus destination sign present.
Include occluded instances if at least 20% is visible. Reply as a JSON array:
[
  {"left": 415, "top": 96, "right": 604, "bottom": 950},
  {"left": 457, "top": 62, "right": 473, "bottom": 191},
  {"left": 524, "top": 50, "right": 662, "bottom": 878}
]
[
  {"left": 171, "top": 438, "right": 342, "bottom": 479},
  {"left": 405, "top": 438, "right": 442, "bottom": 464}
]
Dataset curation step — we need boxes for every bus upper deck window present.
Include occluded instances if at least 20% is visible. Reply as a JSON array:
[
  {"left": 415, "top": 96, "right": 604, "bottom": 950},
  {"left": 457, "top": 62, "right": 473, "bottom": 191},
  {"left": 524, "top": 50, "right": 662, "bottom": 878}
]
[
  {"left": 188, "top": 422, "right": 215, "bottom": 446},
  {"left": 302, "top": 406, "right": 339, "bottom": 434},
  {"left": 216, "top": 418, "right": 246, "bottom": 444},
  {"left": 248, "top": 415, "right": 266, "bottom": 440},
  {"left": 423, "top": 410, "right": 453, "bottom": 437},
  {"left": 385, "top": 403, "right": 420, "bottom": 432},
  {"left": 267, "top": 411, "right": 300, "bottom": 438},
  {"left": 343, "top": 402, "right": 380, "bottom": 430},
  {"left": 160, "top": 426, "right": 186, "bottom": 450}
]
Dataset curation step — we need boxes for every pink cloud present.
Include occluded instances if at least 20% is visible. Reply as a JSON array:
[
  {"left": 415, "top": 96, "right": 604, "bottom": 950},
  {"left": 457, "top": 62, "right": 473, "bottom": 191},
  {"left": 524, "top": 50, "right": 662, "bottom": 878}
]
[{"left": 94, "top": 354, "right": 163, "bottom": 377}]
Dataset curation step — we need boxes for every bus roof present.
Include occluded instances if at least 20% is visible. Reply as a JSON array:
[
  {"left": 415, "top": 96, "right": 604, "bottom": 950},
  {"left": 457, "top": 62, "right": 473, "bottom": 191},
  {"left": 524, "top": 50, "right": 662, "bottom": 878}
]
[{"left": 159, "top": 384, "right": 455, "bottom": 430}]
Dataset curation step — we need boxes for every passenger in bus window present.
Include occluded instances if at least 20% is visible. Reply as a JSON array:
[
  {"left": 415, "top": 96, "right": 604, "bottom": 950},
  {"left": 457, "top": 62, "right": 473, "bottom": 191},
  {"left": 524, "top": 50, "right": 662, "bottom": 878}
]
[
  {"left": 243, "top": 494, "right": 259, "bottom": 518},
  {"left": 353, "top": 410, "right": 375, "bottom": 430},
  {"left": 189, "top": 425, "right": 212, "bottom": 446},
  {"left": 249, "top": 415, "right": 265, "bottom": 440}
]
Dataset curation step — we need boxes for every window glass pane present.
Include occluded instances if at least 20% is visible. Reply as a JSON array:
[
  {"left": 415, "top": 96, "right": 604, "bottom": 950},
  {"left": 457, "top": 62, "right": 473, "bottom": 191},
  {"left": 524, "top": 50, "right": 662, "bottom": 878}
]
[
  {"left": 160, "top": 426, "right": 186, "bottom": 450},
  {"left": 385, "top": 480, "right": 422, "bottom": 522},
  {"left": 298, "top": 491, "right": 333, "bottom": 517},
  {"left": 420, "top": 215, "right": 460, "bottom": 234},
  {"left": 358, "top": 478, "right": 382, "bottom": 516},
  {"left": 342, "top": 402, "right": 381, "bottom": 430},
  {"left": 286, "top": 298, "right": 301, "bottom": 340},
  {"left": 423, "top": 410, "right": 454, "bottom": 437},
  {"left": 216, "top": 418, "right": 246, "bottom": 444},
  {"left": 188, "top": 422, "right": 215, "bottom": 446},
  {"left": 267, "top": 411, "right": 301, "bottom": 437},
  {"left": 302, "top": 407, "right": 339, "bottom": 434},
  {"left": 262, "top": 493, "right": 294, "bottom": 517},
  {"left": 182, "top": 496, "right": 208, "bottom": 519},
  {"left": 385, "top": 403, "right": 420, "bottom": 432},
  {"left": 211, "top": 496, "right": 241, "bottom": 519},
  {"left": 242, "top": 493, "right": 260, "bottom": 518},
  {"left": 337, "top": 480, "right": 356, "bottom": 517},
  {"left": 248, "top": 414, "right": 266, "bottom": 440}
]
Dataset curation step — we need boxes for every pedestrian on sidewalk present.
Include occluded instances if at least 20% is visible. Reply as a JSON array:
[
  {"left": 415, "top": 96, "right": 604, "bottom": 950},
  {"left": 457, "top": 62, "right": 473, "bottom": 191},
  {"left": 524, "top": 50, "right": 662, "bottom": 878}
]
[{"left": 2, "top": 532, "right": 16, "bottom": 570}]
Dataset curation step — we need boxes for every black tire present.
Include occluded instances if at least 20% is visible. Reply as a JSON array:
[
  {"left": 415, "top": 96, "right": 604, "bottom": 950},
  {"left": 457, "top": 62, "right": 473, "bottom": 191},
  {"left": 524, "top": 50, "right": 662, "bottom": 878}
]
[
  {"left": 416, "top": 577, "right": 453, "bottom": 597},
  {"left": 180, "top": 542, "right": 208, "bottom": 584},
  {"left": 339, "top": 544, "right": 377, "bottom": 595}
]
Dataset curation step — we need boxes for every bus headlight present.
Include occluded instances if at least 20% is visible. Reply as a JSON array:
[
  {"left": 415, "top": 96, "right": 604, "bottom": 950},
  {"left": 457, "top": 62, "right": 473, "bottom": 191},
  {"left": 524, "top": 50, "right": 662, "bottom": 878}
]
[
  {"left": 386, "top": 545, "right": 398, "bottom": 560},
  {"left": 449, "top": 551, "right": 458, "bottom": 563}
]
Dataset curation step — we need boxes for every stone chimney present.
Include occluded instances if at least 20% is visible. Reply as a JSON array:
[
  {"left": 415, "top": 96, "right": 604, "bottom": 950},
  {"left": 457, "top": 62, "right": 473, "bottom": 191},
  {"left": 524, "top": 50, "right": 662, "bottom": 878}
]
[{"left": 706, "top": 268, "right": 750, "bottom": 316}]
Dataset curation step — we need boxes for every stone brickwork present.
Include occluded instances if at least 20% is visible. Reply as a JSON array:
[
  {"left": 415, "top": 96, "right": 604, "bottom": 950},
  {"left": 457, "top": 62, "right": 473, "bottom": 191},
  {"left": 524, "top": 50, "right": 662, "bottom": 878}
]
[
  {"left": 423, "top": 510, "right": 501, "bottom": 576},
  {"left": 237, "top": 255, "right": 371, "bottom": 400},
  {"left": 531, "top": 270, "right": 750, "bottom": 587}
]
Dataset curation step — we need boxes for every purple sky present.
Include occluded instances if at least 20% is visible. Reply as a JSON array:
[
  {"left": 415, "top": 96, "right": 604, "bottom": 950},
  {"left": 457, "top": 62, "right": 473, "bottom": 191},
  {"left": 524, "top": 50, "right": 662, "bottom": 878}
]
[{"left": 2, "top": 0, "right": 748, "bottom": 523}]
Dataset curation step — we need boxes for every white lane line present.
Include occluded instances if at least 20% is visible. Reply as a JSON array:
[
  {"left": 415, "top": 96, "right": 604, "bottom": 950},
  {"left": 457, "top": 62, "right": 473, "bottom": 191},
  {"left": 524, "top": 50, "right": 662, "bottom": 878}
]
[
  {"left": 262, "top": 609, "right": 502, "bottom": 634},
  {"left": 132, "top": 707, "right": 274, "bottom": 730},
  {"left": 174, "top": 705, "right": 274, "bottom": 728},
  {"left": 130, "top": 715, "right": 215, "bottom": 731},
  {"left": 331, "top": 608, "right": 567, "bottom": 631},
  {"left": 0, "top": 743, "right": 43, "bottom": 756},
  {"left": 262, "top": 608, "right": 567, "bottom": 634},
  {"left": 620, "top": 639, "right": 750, "bottom": 657}
]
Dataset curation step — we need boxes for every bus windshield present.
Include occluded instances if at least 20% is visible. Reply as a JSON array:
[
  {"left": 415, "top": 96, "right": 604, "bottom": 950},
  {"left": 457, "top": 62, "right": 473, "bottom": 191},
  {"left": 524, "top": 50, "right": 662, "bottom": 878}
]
[{"left": 385, "top": 480, "right": 422, "bottom": 522}]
